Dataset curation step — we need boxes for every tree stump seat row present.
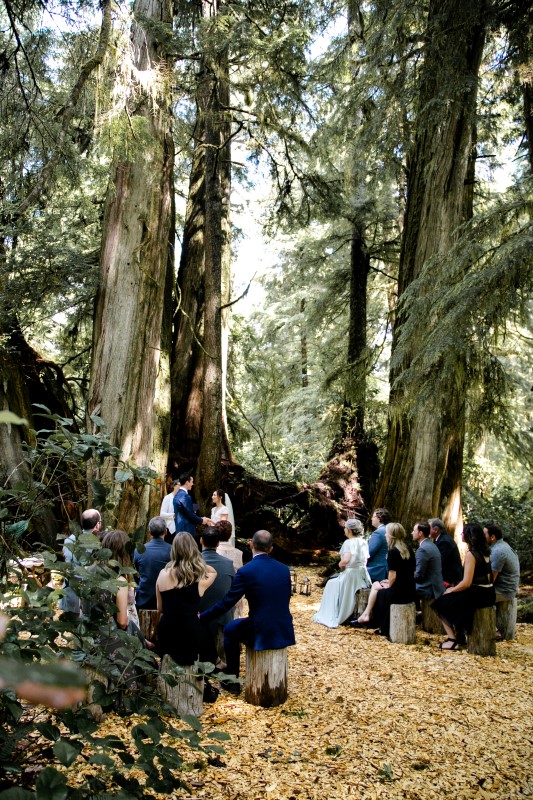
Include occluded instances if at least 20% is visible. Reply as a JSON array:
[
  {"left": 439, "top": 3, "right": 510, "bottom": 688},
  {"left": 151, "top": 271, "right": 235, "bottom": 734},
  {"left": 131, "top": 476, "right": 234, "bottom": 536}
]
[
  {"left": 496, "top": 597, "right": 517, "bottom": 641},
  {"left": 245, "top": 646, "right": 288, "bottom": 707},
  {"left": 390, "top": 602, "right": 416, "bottom": 644}
]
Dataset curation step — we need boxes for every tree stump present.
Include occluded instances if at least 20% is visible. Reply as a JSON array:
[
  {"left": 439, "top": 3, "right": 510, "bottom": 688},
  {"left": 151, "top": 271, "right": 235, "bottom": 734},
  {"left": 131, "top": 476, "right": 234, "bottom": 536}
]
[
  {"left": 245, "top": 647, "right": 288, "bottom": 707},
  {"left": 138, "top": 609, "right": 161, "bottom": 645},
  {"left": 467, "top": 606, "right": 496, "bottom": 656},
  {"left": 390, "top": 603, "right": 416, "bottom": 644},
  {"left": 421, "top": 598, "right": 443, "bottom": 634},
  {"left": 496, "top": 597, "right": 517, "bottom": 641},
  {"left": 356, "top": 588, "right": 371, "bottom": 617},
  {"left": 157, "top": 654, "right": 204, "bottom": 716}
]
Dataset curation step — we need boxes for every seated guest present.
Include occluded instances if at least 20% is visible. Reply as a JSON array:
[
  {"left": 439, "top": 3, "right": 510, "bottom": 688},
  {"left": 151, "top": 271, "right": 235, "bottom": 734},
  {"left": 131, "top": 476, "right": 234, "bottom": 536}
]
[
  {"left": 156, "top": 532, "right": 217, "bottom": 667},
  {"left": 216, "top": 521, "right": 243, "bottom": 571},
  {"left": 353, "top": 522, "right": 415, "bottom": 637},
  {"left": 199, "top": 527, "right": 235, "bottom": 663},
  {"left": 134, "top": 517, "right": 171, "bottom": 610},
  {"left": 313, "top": 518, "right": 370, "bottom": 628},
  {"left": 59, "top": 508, "right": 103, "bottom": 614},
  {"left": 366, "top": 508, "right": 391, "bottom": 582},
  {"left": 428, "top": 518, "right": 463, "bottom": 587},
  {"left": 484, "top": 524, "right": 520, "bottom": 637},
  {"left": 412, "top": 522, "right": 444, "bottom": 600},
  {"left": 432, "top": 524, "right": 495, "bottom": 650}
]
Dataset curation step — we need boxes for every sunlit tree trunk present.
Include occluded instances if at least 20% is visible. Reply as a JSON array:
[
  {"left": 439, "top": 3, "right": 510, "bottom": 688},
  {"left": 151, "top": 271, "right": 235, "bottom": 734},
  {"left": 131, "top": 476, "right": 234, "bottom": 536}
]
[
  {"left": 87, "top": 0, "right": 174, "bottom": 530},
  {"left": 373, "top": 0, "right": 487, "bottom": 532}
]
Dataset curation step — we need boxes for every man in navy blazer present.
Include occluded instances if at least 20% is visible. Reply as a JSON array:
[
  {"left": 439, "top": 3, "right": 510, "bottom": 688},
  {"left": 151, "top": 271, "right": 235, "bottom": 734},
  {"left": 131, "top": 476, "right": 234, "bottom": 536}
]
[
  {"left": 200, "top": 529, "right": 296, "bottom": 693},
  {"left": 134, "top": 516, "right": 171, "bottom": 610},
  {"left": 412, "top": 522, "right": 444, "bottom": 599},
  {"left": 173, "top": 473, "right": 213, "bottom": 536}
]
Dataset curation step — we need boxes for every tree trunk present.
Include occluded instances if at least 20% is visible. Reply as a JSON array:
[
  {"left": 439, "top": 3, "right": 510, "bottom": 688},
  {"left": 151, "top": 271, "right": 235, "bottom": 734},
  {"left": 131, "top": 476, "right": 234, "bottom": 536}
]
[
  {"left": 169, "top": 1, "right": 232, "bottom": 512},
  {"left": 373, "top": 0, "right": 487, "bottom": 532},
  {"left": 87, "top": 0, "right": 174, "bottom": 530}
]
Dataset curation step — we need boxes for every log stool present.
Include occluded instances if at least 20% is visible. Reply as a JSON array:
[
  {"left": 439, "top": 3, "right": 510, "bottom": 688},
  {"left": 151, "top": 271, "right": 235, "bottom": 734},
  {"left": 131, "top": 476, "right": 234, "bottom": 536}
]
[
  {"left": 496, "top": 597, "right": 517, "bottom": 641},
  {"left": 245, "top": 647, "right": 288, "bottom": 707},
  {"left": 138, "top": 609, "right": 161, "bottom": 645},
  {"left": 157, "top": 655, "right": 204, "bottom": 716},
  {"left": 421, "top": 598, "right": 443, "bottom": 634},
  {"left": 390, "top": 603, "right": 416, "bottom": 644},
  {"left": 356, "top": 588, "right": 371, "bottom": 617},
  {"left": 467, "top": 606, "right": 496, "bottom": 656}
]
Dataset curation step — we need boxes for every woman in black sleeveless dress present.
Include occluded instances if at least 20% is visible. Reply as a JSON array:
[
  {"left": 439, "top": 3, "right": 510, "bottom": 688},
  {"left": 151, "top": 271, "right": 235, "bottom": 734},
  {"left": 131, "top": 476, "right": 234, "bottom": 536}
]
[
  {"left": 432, "top": 524, "right": 495, "bottom": 650},
  {"left": 156, "top": 532, "right": 217, "bottom": 665}
]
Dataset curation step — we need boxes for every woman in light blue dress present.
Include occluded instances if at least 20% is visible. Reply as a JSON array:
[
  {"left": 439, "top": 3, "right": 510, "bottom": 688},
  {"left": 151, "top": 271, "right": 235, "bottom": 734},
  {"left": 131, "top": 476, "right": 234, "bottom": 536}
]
[{"left": 313, "top": 518, "right": 371, "bottom": 628}]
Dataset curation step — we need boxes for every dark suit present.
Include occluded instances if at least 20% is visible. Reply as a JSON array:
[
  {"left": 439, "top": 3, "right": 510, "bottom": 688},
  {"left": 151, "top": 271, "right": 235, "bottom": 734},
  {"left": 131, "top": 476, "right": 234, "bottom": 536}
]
[
  {"left": 434, "top": 532, "right": 463, "bottom": 585},
  {"left": 134, "top": 537, "right": 171, "bottom": 609},
  {"left": 414, "top": 538, "right": 444, "bottom": 599},
  {"left": 199, "top": 549, "right": 235, "bottom": 640},
  {"left": 367, "top": 524, "right": 388, "bottom": 581},
  {"left": 173, "top": 488, "right": 203, "bottom": 535},
  {"left": 200, "top": 552, "right": 296, "bottom": 679}
]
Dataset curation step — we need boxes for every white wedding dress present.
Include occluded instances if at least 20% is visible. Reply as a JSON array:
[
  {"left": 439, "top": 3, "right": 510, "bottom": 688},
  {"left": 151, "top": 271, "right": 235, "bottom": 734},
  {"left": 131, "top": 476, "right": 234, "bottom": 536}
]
[{"left": 313, "top": 537, "right": 371, "bottom": 628}]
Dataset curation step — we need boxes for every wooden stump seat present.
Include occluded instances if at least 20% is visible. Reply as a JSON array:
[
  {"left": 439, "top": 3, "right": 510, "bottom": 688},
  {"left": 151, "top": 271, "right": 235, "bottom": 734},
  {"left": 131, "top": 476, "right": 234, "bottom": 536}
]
[
  {"left": 138, "top": 609, "right": 161, "bottom": 644},
  {"left": 496, "top": 597, "right": 517, "bottom": 641},
  {"left": 421, "top": 598, "right": 443, "bottom": 634},
  {"left": 356, "top": 588, "right": 371, "bottom": 617},
  {"left": 157, "top": 654, "right": 204, "bottom": 716},
  {"left": 390, "top": 603, "right": 416, "bottom": 644},
  {"left": 245, "top": 647, "right": 288, "bottom": 707},
  {"left": 467, "top": 606, "right": 496, "bottom": 656}
]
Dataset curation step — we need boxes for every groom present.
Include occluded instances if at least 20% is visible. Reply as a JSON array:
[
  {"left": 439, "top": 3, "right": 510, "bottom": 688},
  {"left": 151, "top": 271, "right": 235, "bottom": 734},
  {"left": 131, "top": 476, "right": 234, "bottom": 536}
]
[{"left": 199, "top": 529, "right": 296, "bottom": 693}]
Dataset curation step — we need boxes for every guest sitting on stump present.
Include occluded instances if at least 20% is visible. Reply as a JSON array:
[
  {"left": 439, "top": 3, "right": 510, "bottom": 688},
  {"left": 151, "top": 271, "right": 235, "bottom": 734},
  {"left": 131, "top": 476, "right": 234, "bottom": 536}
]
[
  {"left": 366, "top": 508, "right": 391, "bottom": 582},
  {"left": 352, "top": 522, "right": 415, "bottom": 637},
  {"left": 432, "top": 524, "right": 495, "bottom": 650}
]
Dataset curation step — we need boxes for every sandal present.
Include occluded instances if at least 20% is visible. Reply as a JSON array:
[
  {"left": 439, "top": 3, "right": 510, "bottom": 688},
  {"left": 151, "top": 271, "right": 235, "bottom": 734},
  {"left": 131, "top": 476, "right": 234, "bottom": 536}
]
[{"left": 439, "top": 638, "right": 459, "bottom": 650}]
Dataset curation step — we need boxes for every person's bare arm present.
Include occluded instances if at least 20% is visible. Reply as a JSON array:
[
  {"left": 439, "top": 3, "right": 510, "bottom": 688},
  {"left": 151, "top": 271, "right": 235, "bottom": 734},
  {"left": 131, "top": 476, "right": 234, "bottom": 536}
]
[
  {"left": 115, "top": 585, "right": 129, "bottom": 629},
  {"left": 198, "top": 566, "right": 217, "bottom": 597},
  {"left": 444, "top": 551, "right": 474, "bottom": 593}
]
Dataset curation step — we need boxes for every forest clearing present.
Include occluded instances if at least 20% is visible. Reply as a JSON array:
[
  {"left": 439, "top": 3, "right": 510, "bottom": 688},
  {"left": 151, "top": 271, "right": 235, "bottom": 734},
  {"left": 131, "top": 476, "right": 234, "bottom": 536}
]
[{"left": 15, "top": 571, "right": 530, "bottom": 800}]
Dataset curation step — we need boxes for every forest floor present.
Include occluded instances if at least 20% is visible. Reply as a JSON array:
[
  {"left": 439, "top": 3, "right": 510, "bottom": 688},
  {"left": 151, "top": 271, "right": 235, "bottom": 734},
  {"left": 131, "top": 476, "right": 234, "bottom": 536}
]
[{"left": 73, "top": 566, "right": 533, "bottom": 800}]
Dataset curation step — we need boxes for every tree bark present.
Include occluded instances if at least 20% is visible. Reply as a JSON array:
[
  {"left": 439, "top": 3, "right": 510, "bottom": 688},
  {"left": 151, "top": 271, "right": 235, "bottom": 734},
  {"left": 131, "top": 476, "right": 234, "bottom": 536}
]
[
  {"left": 87, "top": 0, "right": 174, "bottom": 530},
  {"left": 373, "top": 0, "right": 487, "bottom": 532}
]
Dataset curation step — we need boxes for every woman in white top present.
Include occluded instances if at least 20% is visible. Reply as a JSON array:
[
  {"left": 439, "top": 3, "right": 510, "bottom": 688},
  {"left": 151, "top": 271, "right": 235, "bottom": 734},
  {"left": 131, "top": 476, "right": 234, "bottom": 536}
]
[
  {"left": 211, "top": 489, "right": 229, "bottom": 523},
  {"left": 160, "top": 479, "right": 180, "bottom": 535},
  {"left": 312, "top": 518, "right": 371, "bottom": 628}
]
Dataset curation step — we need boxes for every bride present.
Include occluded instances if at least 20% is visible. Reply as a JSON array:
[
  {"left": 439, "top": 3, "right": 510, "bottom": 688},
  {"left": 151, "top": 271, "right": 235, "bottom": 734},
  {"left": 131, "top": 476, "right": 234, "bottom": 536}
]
[{"left": 313, "top": 518, "right": 371, "bottom": 628}]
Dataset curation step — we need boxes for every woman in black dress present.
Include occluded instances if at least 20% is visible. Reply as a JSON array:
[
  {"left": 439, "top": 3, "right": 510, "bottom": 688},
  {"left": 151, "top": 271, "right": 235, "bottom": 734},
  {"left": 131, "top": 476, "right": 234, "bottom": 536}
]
[
  {"left": 354, "top": 522, "right": 415, "bottom": 636},
  {"left": 156, "top": 531, "right": 217, "bottom": 665},
  {"left": 432, "top": 524, "right": 495, "bottom": 650}
]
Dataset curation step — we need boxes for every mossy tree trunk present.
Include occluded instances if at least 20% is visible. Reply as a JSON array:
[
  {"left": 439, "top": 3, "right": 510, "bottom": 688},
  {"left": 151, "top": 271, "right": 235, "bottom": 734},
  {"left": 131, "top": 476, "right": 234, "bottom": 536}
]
[
  {"left": 87, "top": 0, "right": 175, "bottom": 530},
  {"left": 373, "top": 0, "right": 487, "bottom": 532}
]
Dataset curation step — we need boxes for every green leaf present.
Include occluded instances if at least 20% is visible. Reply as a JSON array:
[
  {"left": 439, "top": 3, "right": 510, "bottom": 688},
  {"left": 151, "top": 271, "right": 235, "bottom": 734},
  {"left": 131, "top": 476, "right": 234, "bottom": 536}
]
[
  {"left": 0, "top": 789, "right": 35, "bottom": 799},
  {"left": 88, "top": 753, "right": 115, "bottom": 766},
  {"left": 114, "top": 469, "right": 133, "bottom": 483},
  {"left": 207, "top": 731, "right": 231, "bottom": 741},
  {"left": 6, "top": 520, "right": 29, "bottom": 539},
  {"left": 90, "top": 414, "right": 107, "bottom": 428},
  {"left": 36, "top": 721, "right": 61, "bottom": 741},
  {"left": 0, "top": 411, "right": 27, "bottom": 426},
  {"left": 35, "top": 767, "right": 68, "bottom": 800},
  {"left": 180, "top": 714, "right": 202, "bottom": 732},
  {"left": 53, "top": 739, "right": 81, "bottom": 767}
]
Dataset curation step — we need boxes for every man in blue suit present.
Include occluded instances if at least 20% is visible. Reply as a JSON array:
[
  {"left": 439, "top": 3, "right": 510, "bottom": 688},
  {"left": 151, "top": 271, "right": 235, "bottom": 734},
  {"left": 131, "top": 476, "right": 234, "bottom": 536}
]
[
  {"left": 134, "top": 516, "right": 171, "bottom": 610},
  {"left": 200, "top": 530, "right": 296, "bottom": 693},
  {"left": 173, "top": 472, "right": 213, "bottom": 536},
  {"left": 367, "top": 508, "right": 391, "bottom": 582}
]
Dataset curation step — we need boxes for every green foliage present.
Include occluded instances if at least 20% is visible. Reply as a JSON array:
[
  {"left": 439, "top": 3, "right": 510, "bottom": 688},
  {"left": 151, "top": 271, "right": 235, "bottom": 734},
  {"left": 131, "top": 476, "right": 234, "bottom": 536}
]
[{"left": 0, "top": 417, "right": 226, "bottom": 798}]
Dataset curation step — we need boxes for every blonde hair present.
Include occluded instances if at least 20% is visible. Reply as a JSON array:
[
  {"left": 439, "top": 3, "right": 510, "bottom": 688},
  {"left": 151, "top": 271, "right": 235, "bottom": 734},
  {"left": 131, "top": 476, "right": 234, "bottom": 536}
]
[
  {"left": 166, "top": 531, "right": 207, "bottom": 588},
  {"left": 385, "top": 522, "right": 411, "bottom": 560}
]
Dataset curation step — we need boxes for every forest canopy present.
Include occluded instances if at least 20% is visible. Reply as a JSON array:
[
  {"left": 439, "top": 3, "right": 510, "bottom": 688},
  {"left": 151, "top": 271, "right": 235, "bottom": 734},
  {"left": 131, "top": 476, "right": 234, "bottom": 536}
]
[{"left": 0, "top": 0, "right": 531, "bottom": 560}]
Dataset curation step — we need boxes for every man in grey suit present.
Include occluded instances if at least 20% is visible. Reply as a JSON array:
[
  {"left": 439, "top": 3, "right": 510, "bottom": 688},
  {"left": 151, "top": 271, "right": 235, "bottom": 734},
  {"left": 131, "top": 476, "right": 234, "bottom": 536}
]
[
  {"left": 199, "top": 527, "right": 235, "bottom": 663},
  {"left": 412, "top": 522, "right": 444, "bottom": 600}
]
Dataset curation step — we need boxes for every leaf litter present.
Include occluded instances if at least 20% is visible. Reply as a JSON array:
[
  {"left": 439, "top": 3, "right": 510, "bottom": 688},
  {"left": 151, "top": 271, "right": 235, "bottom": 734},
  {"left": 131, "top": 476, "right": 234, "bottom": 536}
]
[{"left": 67, "top": 567, "right": 533, "bottom": 800}]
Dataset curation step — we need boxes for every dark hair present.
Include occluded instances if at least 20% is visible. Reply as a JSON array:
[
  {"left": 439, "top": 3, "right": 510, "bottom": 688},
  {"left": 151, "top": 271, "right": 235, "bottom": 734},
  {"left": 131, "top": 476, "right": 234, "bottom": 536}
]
[
  {"left": 148, "top": 516, "right": 167, "bottom": 538},
  {"left": 415, "top": 522, "right": 430, "bottom": 538},
  {"left": 252, "top": 530, "right": 273, "bottom": 552},
  {"left": 463, "top": 524, "right": 490, "bottom": 557},
  {"left": 213, "top": 489, "right": 224, "bottom": 501},
  {"left": 373, "top": 508, "right": 391, "bottom": 525},
  {"left": 81, "top": 509, "right": 101, "bottom": 531},
  {"left": 101, "top": 530, "right": 131, "bottom": 568},
  {"left": 485, "top": 524, "right": 503, "bottom": 541},
  {"left": 178, "top": 472, "right": 192, "bottom": 485},
  {"left": 216, "top": 519, "right": 233, "bottom": 542},
  {"left": 201, "top": 528, "right": 221, "bottom": 549}
]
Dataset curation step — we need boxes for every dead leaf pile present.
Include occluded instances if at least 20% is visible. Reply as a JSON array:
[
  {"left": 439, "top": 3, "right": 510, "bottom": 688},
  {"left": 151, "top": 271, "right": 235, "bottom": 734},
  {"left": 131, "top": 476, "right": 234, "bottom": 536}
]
[{"left": 72, "top": 568, "right": 533, "bottom": 799}]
